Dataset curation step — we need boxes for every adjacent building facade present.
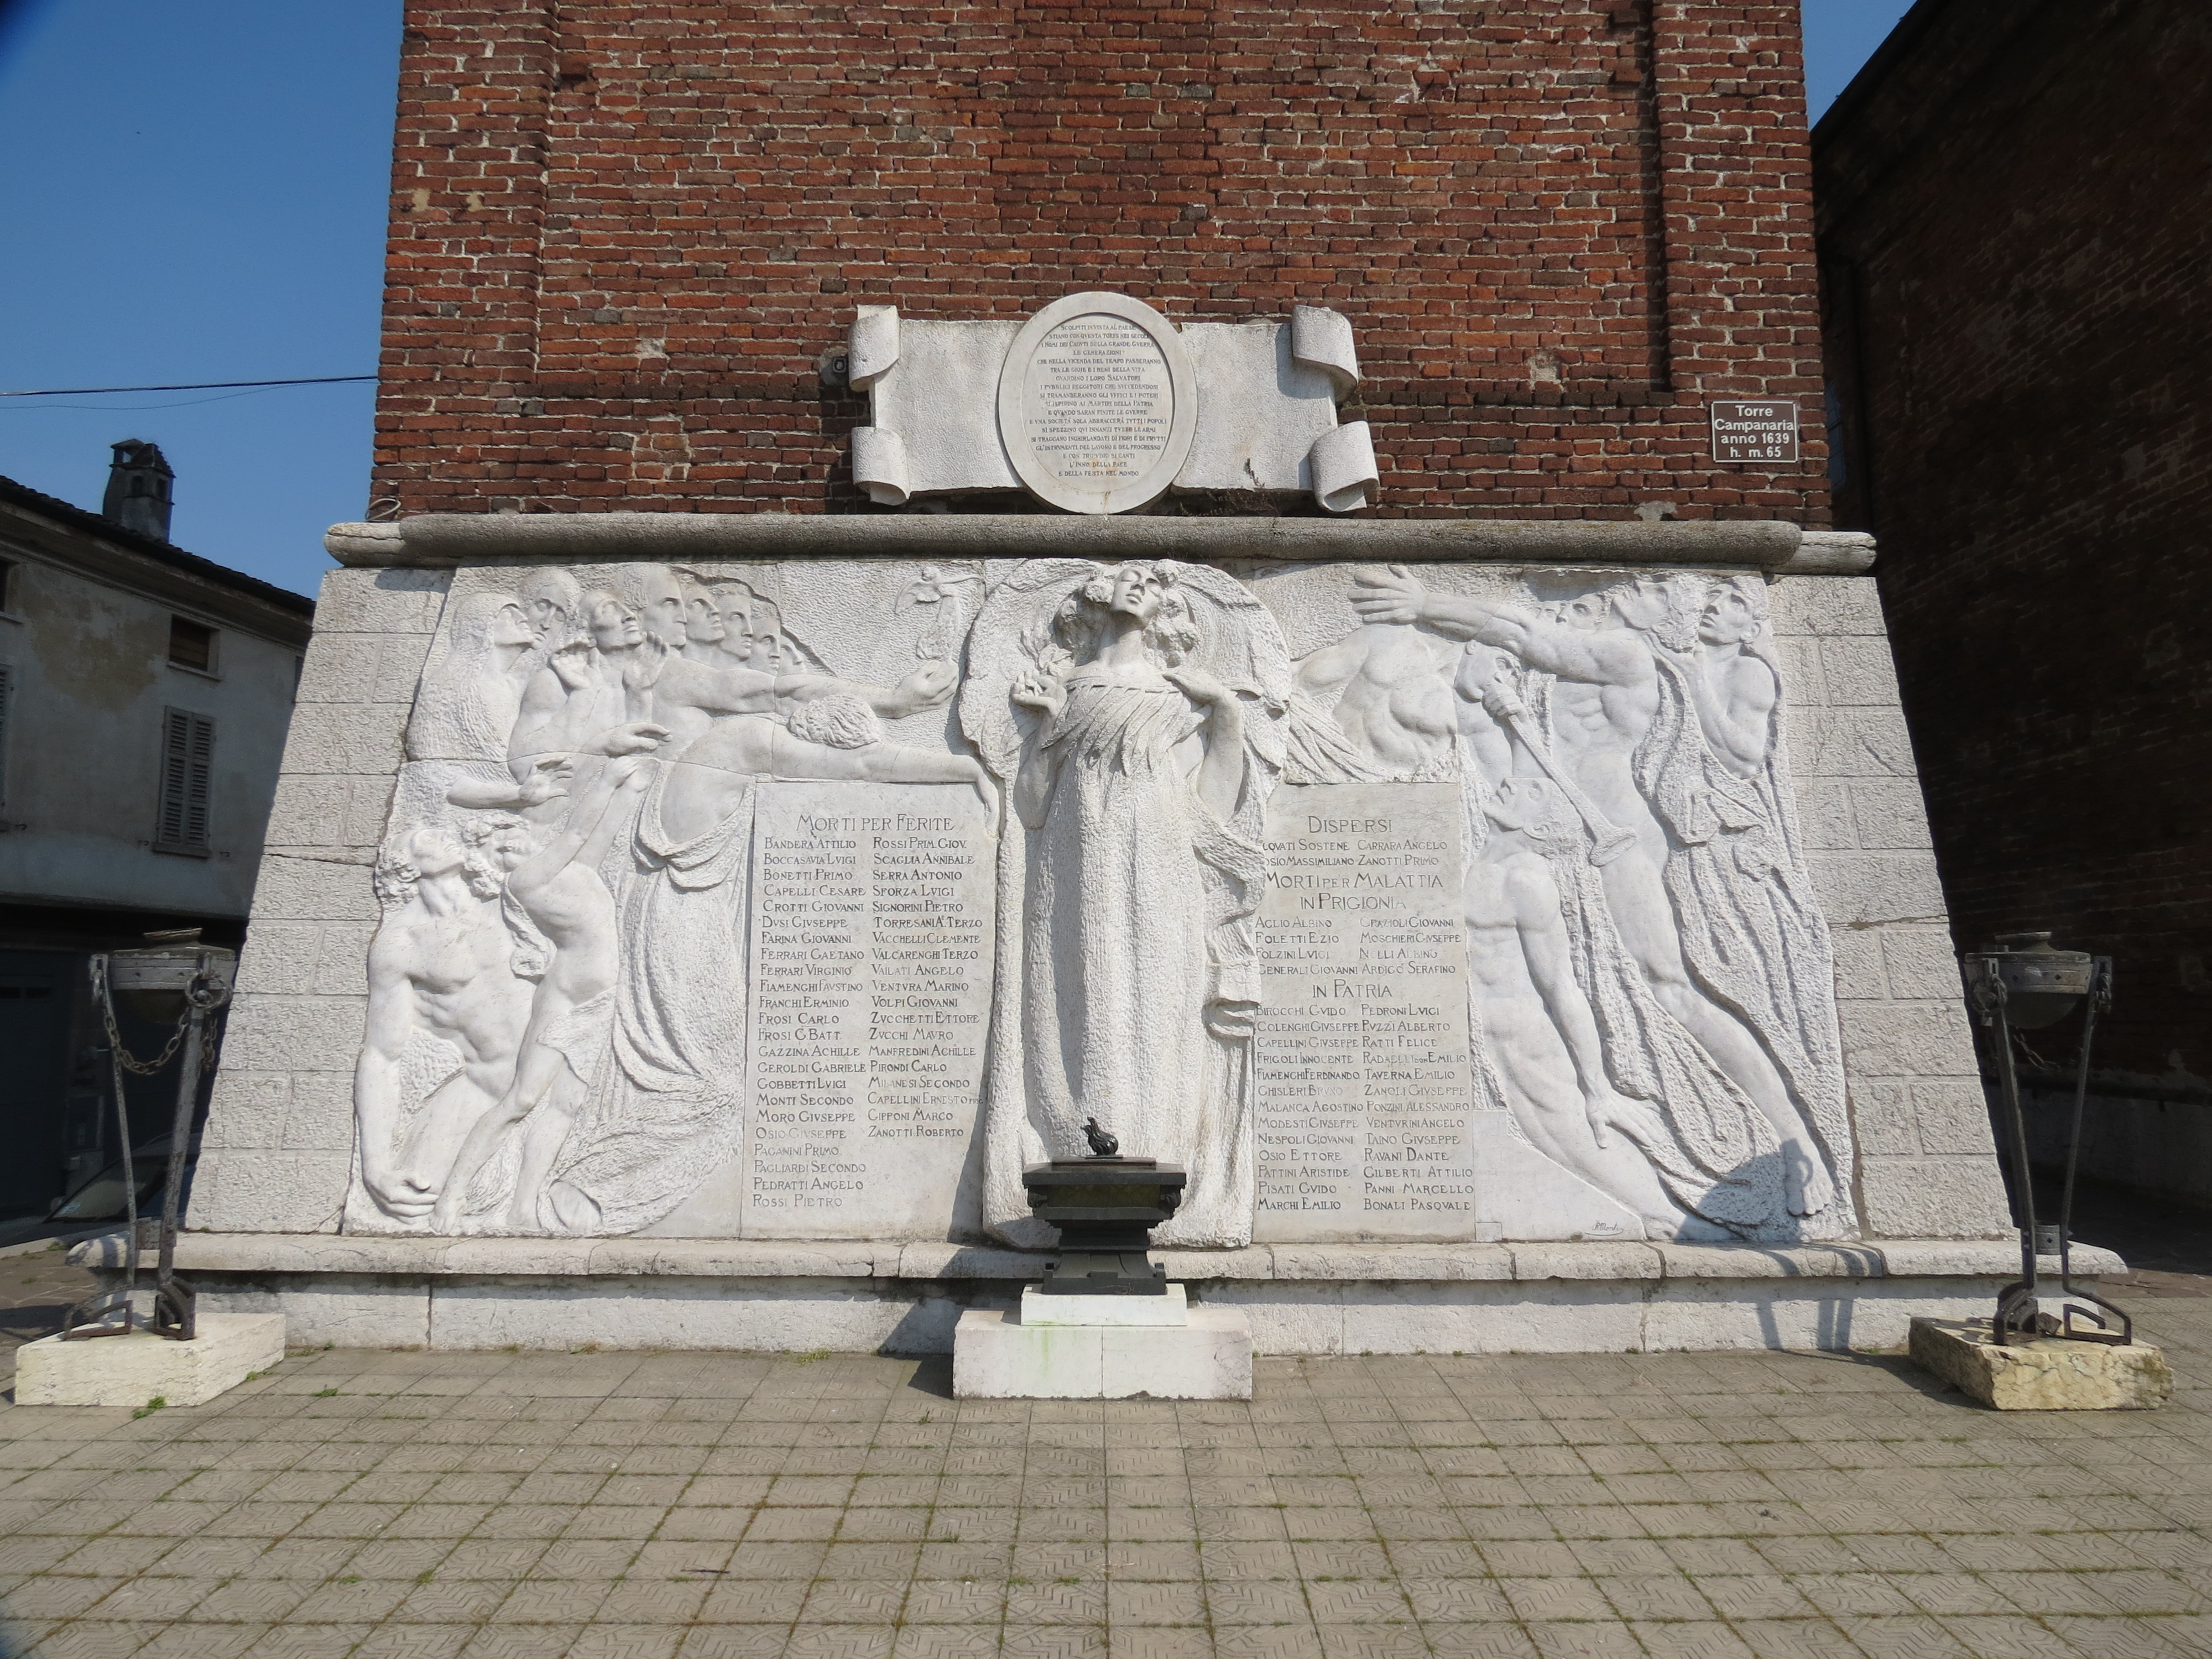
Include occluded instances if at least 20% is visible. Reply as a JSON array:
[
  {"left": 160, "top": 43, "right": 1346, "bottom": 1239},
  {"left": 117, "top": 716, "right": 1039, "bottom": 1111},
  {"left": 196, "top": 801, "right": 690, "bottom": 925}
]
[
  {"left": 1815, "top": 0, "right": 2212, "bottom": 1202},
  {"left": 0, "top": 450, "right": 314, "bottom": 1219}
]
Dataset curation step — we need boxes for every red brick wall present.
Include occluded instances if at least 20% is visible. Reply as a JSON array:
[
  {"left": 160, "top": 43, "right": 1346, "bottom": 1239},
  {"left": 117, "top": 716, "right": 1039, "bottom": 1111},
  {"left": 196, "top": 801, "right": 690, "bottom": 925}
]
[
  {"left": 1817, "top": 2, "right": 2212, "bottom": 1092},
  {"left": 374, "top": 1, "right": 1828, "bottom": 523}
]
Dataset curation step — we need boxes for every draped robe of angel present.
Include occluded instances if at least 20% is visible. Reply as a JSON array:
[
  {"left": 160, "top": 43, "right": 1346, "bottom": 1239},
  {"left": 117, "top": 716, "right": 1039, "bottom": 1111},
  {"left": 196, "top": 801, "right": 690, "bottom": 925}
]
[
  {"left": 962, "top": 561, "right": 1290, "bottom": 1249},
  {"left": 1633, "top": 577, "right": 1851, "bottom": 1204}
]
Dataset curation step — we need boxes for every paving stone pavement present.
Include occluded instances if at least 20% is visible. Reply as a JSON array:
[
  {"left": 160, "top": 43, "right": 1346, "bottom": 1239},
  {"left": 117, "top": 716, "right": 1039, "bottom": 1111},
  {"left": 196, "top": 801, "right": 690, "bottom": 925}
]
[
  {"left": 0, "top": 1275, "right": 2206, "bottom": 1659},
  {"left": 1, "top": 1245, "right": 84, "bottom": 1372}
]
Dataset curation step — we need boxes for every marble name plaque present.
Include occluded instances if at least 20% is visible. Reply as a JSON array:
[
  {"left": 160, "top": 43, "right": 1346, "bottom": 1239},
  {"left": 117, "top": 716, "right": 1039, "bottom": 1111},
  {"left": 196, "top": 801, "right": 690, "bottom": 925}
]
[
  {"left": 851, "top": 294, "right": 1376, "bottom": 513},
  {"left": 1254, "top": 784, "right": 1480, "bottom": 1243},
  {"left": 742, "top": 781, "right": 992, "bottom": 1238}
]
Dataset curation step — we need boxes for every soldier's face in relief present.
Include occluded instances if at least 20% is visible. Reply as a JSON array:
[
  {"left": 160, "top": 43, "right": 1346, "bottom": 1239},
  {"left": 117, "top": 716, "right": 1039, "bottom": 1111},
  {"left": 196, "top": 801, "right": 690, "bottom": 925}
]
[
  {"left": 1698, "top": 589, "right": 1759, "bottom": 646},
  {"left": 408, "top": 826, "right": 467, "bottom": 879},
  {"left": 489, "top": 602, "right": 535, "bottom": 650},
  {"left": 1482, "top": 776, "right": 1554, "bottom": 833},
  {"left": 639, "top": 575, "right": 686, "bottom": 648},
  {"left": 520, "top": 573, "right": 581, "bottom": 640},
  {"left": 685, "top": 596, "right": 727, "bottom": 644},
  {"left": 710, "top": 589, "right": 754, "bottom": 654},
  {"left": 489, "top": 822, "right": 536, "bottom": 870},
  {"left": 1560, "top": 594, "right": 1609, "bottom": 632},
  {"left": 1610, "top": 578, "right": 1673, "bottom": 632},
  {"left": 589, "top": 598, "right": 645, "bottom": 651}
]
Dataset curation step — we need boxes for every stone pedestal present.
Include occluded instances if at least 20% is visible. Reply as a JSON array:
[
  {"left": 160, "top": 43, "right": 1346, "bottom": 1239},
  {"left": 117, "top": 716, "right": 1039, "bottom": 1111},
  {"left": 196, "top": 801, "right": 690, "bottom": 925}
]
[
  {"left": 954, "top": 1296, "right": 1253, "bottom": 1400},
  {"left": 178, "top": 538, "right": 2026, "bottom": 1360},
  {"left": 1909, "top": 1316, "right": 2172, "bottom": 1410},
  {"left": 1020, "top": 1285, "right": 1188, "bottom": 1326},
  {"left": 14, "top": 1314, "right": 286, "bottom": 1408}
]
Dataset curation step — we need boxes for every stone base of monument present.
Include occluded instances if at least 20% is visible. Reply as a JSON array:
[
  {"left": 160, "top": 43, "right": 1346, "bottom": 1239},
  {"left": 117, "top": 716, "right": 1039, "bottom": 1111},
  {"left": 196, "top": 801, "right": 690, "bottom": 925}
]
[
  {"left": 80, "top": 1235, "right": 2131, "bottom": 1359},
  {"left": 953, "top": 1291, "right": 1253, "bottom": 1400},
  {"left": 1020, "top": 1284, "right": 1190, "bottom": 1326},
  {"left": 1908, "top": 1316, "right": 2172, "bottom": 1411},
  {"left": 14, "top": 1314, "right": 286, "bottom": 1408}
]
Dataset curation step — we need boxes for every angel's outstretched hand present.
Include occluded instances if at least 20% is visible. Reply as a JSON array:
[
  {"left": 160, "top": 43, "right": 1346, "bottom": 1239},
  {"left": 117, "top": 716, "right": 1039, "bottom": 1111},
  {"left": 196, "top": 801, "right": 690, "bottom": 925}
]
[{"left": 1010, "top": 666, "right": 1066, "bottom": 722}]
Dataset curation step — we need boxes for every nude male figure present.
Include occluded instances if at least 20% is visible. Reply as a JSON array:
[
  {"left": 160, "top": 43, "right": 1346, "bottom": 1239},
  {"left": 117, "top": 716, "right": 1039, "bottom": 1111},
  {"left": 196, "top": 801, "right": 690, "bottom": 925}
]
[
  {"left": 1353, "top": 564, "right": 1834, "bottom": 1217},
  {"left": 354, "top": 825, "right": 532, "bottom": 1224},
  {"left": 1293, "top": 622, "right": 1463, "bottom": 778},
  {"left": 432, "top": 750, "right": 662, "bottom": 1233},
  {"left": 1462, "top": 776, "right": 1691, "bottom": 1238},
  {"left": 1681, "top": 578, "right": 1778, "bottom": 780},
  {"left": 656, "top": 692, "right": 990, "bottom": 844}
]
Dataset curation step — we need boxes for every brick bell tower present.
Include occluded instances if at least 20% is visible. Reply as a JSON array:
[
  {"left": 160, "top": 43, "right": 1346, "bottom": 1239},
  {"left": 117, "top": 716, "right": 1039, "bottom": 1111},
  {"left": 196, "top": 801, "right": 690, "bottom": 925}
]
[{"left": 371, "top": 1, "right": 1828, "bottom": 526}]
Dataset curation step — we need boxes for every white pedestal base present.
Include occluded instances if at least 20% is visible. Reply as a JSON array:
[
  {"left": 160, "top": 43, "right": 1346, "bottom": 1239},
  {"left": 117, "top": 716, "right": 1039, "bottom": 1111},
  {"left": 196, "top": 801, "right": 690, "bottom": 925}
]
[
  {"left": 13, "top": 1314, "right": 286, "bottom": 1407},
  {"left": 1019, "top": 1285, "right": 1188, "bottom": 1326},
  {"left": 1909, "top": 1316, "right": 2172, "bottom": 1411},
  {"left": 953, "top": 1303, "right": 1252, "bottom": 1399}
]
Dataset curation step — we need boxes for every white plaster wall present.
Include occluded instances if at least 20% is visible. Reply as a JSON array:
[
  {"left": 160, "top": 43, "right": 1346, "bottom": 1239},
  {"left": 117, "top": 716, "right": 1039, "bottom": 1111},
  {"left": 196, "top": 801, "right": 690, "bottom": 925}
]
[{"left": 0, "top": 557, "right": 305, "bottom": 916}]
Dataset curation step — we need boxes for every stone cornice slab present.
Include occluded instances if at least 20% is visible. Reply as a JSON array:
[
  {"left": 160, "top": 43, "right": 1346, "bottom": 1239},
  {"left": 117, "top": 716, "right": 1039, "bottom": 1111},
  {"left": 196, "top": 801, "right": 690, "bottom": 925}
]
[
  {"left": 82, "top": 1233, "right": 2119, "bottom": 1281},
  {"left": 324, "top": 514, "right": 1874, "bottom": 575}
]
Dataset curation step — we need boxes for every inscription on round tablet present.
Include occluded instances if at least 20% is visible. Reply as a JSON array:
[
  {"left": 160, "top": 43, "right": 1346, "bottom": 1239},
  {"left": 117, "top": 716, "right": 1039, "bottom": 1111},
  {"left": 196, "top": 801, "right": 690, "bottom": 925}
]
[
  {"left": 1022, "top": 314, "right": 1174, "bottom": 488},
  {"left": 997, "top": 291, "right": 1197, "bottom": 514}
]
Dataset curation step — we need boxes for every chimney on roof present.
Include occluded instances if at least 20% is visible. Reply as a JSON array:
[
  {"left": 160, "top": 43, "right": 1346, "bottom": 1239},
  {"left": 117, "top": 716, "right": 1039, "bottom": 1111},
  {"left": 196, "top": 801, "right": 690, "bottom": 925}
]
[{"left": 102, "top": 439, "right": 175, "bottom": 542}]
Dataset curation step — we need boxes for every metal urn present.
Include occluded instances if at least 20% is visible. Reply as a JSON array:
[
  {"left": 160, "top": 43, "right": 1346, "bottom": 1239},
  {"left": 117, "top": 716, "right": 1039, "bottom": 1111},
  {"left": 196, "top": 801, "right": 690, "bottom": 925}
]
[{"left": 1023, "top": 1121, "right": 1188, "bottom": 1295}]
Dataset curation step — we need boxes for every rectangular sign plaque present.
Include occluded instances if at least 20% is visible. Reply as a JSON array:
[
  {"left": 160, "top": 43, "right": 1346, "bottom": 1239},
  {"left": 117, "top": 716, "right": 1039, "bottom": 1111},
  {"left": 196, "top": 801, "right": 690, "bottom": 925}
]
[{"left": 1709, "top": 399, "right": 1801, "bottom": 466}]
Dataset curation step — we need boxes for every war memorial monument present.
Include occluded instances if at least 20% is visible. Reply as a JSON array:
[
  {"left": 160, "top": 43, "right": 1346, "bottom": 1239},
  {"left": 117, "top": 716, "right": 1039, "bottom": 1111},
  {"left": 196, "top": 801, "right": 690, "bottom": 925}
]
[{"left": 105, "top": 2, "right": 2110, "bottom": 1383}]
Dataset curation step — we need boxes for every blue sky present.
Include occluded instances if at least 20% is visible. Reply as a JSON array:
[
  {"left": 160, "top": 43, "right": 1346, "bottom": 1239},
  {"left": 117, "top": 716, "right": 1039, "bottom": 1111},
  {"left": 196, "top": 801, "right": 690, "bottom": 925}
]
[{"left": 0, "top": 1, "right": 1914, "bottom": 599}]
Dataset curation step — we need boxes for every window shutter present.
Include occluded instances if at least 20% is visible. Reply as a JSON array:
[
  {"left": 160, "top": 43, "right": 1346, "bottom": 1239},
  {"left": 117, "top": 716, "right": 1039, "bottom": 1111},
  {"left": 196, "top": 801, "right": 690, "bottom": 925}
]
[
  {"left": 0, "top": 663, "right": 11, "bottom": 807},
  {"left": 156, "top": 707, "right": 215, "bottom": 853}
]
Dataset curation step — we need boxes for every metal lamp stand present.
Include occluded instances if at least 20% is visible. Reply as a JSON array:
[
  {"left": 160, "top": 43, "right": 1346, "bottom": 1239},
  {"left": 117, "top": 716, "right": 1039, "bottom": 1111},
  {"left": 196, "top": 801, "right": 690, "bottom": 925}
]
[
  {"left": 1961, "top": 932, "right": 2128, "bottom": 1347},
  {"left": 62, "top": 932, "right": 234, "bottom": 1344}
]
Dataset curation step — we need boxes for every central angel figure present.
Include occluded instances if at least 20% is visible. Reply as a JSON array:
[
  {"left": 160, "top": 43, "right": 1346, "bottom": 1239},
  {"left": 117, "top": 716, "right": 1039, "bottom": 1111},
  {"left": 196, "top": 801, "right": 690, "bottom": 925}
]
[{"left": 964, "top": 559, "right": 1292, "bottom": 1246}]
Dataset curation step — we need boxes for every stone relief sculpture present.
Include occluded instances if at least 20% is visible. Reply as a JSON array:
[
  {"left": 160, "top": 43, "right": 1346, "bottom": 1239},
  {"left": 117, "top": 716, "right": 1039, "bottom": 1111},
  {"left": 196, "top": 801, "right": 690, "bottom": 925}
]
[
  {"left": 352, "top": 561, "right": 978, "bottom": 1237},
  {"left": 404, "top": 587, "right": 546, "bottom": 766},
  {"left": 352, "top": 821, "right": 533, "bottom": 1224},
  {"left": 1338, "top": 565, "right": 1853, "bottom": 1239},
  {"left": 962, "top": 560, "right": 1294, "bottom": 1247},
  {"left": 351, "top": 550, "right": 1858, "bottom": 1248}
]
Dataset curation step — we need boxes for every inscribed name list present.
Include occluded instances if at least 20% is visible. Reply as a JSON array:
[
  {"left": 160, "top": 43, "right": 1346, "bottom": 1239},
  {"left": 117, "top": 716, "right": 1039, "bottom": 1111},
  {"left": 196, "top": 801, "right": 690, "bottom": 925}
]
[
  {"left": 743, "top": 780, "right": 994, "bottom": 1238},
  {"left": 1254, "top": 782, "right": 1480, "bottom": 1243},
  {"left": 1021, "top": 313, "right": 1174, "bottom": 486}
]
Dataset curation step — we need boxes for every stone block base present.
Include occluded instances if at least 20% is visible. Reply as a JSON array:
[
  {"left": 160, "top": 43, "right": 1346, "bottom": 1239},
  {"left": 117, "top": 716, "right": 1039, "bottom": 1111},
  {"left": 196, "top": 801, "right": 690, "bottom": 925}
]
[
  {"left": 14, "top": 1315, "right": 287, "bottom": 1408},
  {"left": 1909, "top": 1316, "right": 2173, "bottom": 1410},
  {"left": 81, "top": 1235, "right": 2126, "bottom": 1357},
  {"left": 1020, "top": 1285, "right": 1188, "bottom": 1326},
  {"left": 954, "top": 1306, "right": 1253, "bottom": 1399}
]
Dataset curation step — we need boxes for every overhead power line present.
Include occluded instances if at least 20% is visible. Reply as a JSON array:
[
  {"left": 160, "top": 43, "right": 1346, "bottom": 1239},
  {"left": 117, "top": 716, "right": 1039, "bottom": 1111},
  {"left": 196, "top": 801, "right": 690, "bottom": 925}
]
[{"left": 0, "top": 375, "right": 377, "bottom": 398}]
